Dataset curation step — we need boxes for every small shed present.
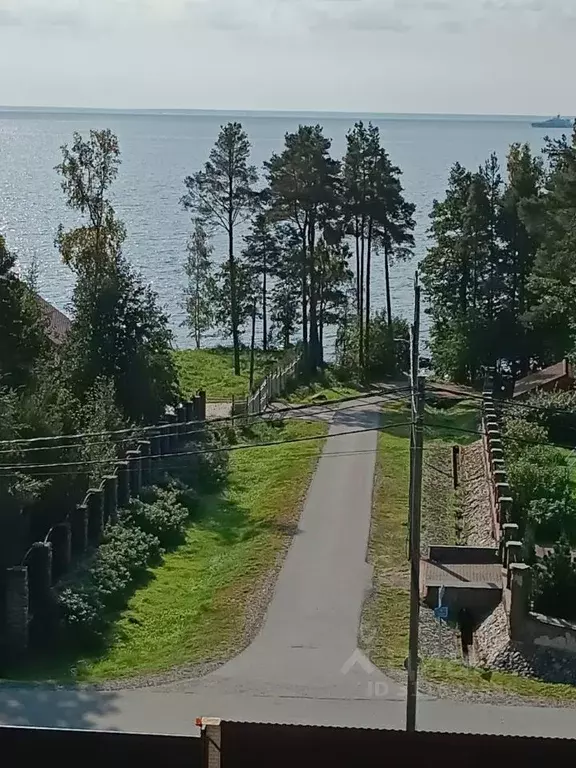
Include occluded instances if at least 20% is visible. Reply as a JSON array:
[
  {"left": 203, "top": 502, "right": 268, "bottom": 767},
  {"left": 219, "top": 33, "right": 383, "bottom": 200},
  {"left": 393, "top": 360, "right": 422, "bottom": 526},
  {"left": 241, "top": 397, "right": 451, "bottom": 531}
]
[{"left": 513, "top": 358, "right": 574, "bottom": 400}]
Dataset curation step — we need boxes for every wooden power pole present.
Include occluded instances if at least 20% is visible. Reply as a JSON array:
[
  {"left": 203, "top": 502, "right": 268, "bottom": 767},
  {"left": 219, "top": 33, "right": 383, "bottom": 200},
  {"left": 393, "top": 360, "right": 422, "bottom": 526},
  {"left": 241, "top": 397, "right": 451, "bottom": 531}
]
[{"left": 406, "top": 273, "right": 424, "bottom": 733}]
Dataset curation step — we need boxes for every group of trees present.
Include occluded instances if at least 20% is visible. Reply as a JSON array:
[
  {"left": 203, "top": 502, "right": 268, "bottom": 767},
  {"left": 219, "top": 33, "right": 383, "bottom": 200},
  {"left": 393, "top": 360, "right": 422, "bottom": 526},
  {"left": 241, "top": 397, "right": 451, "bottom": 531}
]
[
  {"left": 1, "top": 130, "right": 178, "bottom": 558},
  {"left": 421, "top": 128, "right": 576, "bottom": 384},
  {"left": 501, "top": 391, "right": 576, "bottom": 621},
  {"left": 180, "top": 121, "right": 415, "bottom": 377}
]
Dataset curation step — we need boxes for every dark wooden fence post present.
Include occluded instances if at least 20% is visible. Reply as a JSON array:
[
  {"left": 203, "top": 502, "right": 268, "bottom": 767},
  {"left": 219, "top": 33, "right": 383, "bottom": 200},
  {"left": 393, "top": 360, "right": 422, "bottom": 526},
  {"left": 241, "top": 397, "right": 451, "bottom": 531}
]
[
  {"left": 86, "top": 488, "right": 104, "bottom": 545},
  {"left": 5, "top": 566, "right": 29, "bottom": 653},
  {"left": 198, "top": 390, "right": 207, "bottom": 421},
  {"left": 102, "top": 475, "right": 118, "bottom": 525},
  {"left": 452, "top": 445, "right": 460, "bottom": 489},
  {"left": 149, "top": 434, "right": 162, "bottom": 481},
  {"left": 126, "top": 450, "right": 142, "bottom": 498},
  {"left": 50, "top": 523, "right": 71, "bottom": 582},
  {"left": 185, "top": 400, "right": 195, "bottom": 428},
  {"left": 71, "top": 503, "right": 88, "bottom": 556},
  {"left": 176, "top": 405, "right": 187, "bottom": 438},
  {"left": 26, "top": 542, "right": 53, "bottom": 633},
  {"left": 138, "top": 440, "right": 152, "bottom": 487},
  {"left": 166, "top": 413, "right": 179, "bottom": 451},
  {"left": 116, "top": 461, "right": 130, "bottom": 509}
]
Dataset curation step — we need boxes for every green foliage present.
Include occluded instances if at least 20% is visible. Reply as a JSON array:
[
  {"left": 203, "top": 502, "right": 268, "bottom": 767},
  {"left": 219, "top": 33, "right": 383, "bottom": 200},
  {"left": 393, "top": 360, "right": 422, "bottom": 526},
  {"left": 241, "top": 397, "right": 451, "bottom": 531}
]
[
  {"left": 524, "top": 127, "right": 576, "bottom": 364},
  {"left": 525, "top": 388, "right": 576, "bottom": 444},
  {"left": 57, "top": 129, "right": 178, "bottom": 424},
  {"left": 56, "top": 522, "right": 161, "bottom": 639},
  {"left": 0, "top": 235, "right": 47, "bottom": 389},
  {"left": 123, "top": 487, "right": 190, "bottom": 548},
  {"left": 507, "top": 444, "right": 569, "bottom": 521},
  {"left": 66, "top": 253, "right": 178, "bottom": 423},
  {"left": 182, "top": 219, "right": 217, "bottom": 349},
  {"left": 182, "top": 122, "right": 258, "bottom": 376},
  {"left": 533, "top": 536, "right": 576, "bottom": 621},
  {"left": 528, "top": 497, "right": 576, "bottom": 545},
  {"left": 265, "top": 125, "right": 341, "bottom": 368},
  {"left": 80, "top": 377, "right": 126, "bottom": 486},
  {"left": 502, "top": 416, "right": 548, "bottom": 460},
  {"left": 421, "top": 145, "right": 545, "bottom": 382},
  {"left": 336, "top": 313, "right": 409, "bottom": 378}
]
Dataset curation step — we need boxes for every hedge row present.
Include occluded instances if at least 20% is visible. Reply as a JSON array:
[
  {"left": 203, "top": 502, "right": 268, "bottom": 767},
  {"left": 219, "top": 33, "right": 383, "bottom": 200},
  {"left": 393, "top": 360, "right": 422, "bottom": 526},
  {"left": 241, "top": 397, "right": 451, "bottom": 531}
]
[{"left": 55, "top": 481, "right": 197, "bottom": 642}]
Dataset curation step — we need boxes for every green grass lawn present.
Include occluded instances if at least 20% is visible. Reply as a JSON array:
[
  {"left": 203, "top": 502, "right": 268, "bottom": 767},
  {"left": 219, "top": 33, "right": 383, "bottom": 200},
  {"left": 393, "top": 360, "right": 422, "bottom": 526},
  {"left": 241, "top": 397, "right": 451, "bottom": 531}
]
[
  {"left": 363, "top": 401, "right": 576, "bottom": 702},
  {"left": 174, "top": 347, "right": 282, "bottom": 400},
  {"left": 15, "top": 419, "right": 327, "bottom": 683},
  {"left": 280, "top": 367, "right": 367, "bottom": 405}
]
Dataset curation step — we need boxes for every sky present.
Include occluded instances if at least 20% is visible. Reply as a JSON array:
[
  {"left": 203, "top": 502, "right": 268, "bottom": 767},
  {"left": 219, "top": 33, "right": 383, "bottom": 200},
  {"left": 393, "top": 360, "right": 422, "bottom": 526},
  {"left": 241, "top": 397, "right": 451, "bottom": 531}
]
[{"left": 0, "top": 0, "right": 573, "bottom": 115}]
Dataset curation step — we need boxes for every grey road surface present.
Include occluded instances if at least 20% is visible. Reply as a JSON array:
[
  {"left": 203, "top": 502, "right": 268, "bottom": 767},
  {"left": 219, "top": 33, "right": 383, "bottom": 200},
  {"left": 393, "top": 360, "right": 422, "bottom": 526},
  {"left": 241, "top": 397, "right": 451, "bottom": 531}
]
[{"left": 1, "top": 403, "right": 575, "bottom": 738}]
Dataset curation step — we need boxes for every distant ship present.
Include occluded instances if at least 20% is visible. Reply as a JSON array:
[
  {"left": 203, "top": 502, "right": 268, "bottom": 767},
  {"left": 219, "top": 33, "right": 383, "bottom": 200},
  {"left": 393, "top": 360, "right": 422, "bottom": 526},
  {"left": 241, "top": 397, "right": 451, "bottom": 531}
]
[{"left": 531, "top": 115, "right": 573, "bottom": 129}]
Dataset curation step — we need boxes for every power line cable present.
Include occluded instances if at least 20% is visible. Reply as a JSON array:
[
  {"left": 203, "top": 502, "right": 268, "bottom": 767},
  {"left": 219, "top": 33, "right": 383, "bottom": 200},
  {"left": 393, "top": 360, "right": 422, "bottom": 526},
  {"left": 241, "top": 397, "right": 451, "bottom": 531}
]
[{"left": 0, "top": 385, "right": 411, "bottom": 449}]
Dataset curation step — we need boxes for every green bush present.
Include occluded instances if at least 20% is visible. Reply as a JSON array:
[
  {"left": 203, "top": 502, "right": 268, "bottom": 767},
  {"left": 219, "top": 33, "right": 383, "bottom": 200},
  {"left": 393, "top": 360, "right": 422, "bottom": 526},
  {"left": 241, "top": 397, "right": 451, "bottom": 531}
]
[
  {"left": 335, "top": 313, "right": 409, "bottom": 378},
  {"left": 55, "top": 523, "right": 160, "bottom": 636},
  {"left": 122, "top": 487, "right": 189, "bottom": 548},
  {"left": 502, "top": 417, "right": 549, "bottom": 461},
  {"left": 533, "top": 536, "right": 576, "bottom": 621},
  {"left": 507, "top": 444, "right": 569, "bottom": 523},
  {"left": 527, "top": 497, "right": 576, "bottom": 545}
]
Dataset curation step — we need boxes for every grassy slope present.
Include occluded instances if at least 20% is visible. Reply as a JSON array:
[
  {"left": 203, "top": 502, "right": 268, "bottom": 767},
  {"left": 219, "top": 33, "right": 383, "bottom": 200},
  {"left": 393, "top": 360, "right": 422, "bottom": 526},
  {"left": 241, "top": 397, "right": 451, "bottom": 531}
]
[
  {"left": 174, "top": 347, "right": 282, "bottom": 400},
  {"left": 22, "top": 419, "right": 326, "bottom": 683},
  {"left": 280, "top": 368, "right": 368, "bottom": 405},
  {"left": 364, "top": 401, "right": 576, "bottom": 702}
]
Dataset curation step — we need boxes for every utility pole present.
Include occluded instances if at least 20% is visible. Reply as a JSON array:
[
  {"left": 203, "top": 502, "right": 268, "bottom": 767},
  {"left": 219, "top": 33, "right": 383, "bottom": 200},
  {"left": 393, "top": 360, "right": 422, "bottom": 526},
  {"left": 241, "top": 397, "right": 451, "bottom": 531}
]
[
  {"left": 406, "top": 272, "right": 423, "bottom": 733},
  {"left": 408, "top": 273, "right": 421, "bottom": 559}
]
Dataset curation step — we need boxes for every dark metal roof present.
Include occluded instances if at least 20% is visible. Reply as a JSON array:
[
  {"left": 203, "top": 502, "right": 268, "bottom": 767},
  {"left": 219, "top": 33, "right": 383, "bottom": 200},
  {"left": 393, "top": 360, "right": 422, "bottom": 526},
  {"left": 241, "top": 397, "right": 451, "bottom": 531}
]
[
  {"left": 513, "top": 360, "right": 572, "bottom": 398},
  {"left": 35, "top": 294, "right": 71, "bottom": 345}
]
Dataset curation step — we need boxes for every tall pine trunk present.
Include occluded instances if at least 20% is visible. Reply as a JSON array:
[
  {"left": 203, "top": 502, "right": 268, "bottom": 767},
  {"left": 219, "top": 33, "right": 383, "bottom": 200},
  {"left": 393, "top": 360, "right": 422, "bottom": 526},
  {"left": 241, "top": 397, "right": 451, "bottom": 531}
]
[
  {"left": 249, "top": 302, "right": 257, "bottom": 390},
  {"left": 365, "top": 221, "right": 373, "bottom": 366},
  {"left": 262, "top": 260, "right": 267, "bottom": 351},
  {"left": 228, "top": 181, "right": 240, "bottom": 376},
  {"left": 359, "top": 216, "right": 365, "bottom": 368},
  {"left": 301, "top": 239, "right": 309, "bottom": 369},
  {"left": 384, "top": 242, "right": 392, "bottom": 328},
  {"left": 308, "top": 220, "right": 321, "bottom": 370}
]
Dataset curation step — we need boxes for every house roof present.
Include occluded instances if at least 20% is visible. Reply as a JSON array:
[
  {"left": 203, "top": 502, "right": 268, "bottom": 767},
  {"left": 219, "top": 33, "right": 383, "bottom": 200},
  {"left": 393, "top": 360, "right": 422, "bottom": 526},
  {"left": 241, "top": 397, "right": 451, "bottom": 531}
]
[
  {"left": 35, "top": 294, "right": 72, "bottom": 345},
  {"left": 513, "top": 359, "right": 572, "bottom": 398}
]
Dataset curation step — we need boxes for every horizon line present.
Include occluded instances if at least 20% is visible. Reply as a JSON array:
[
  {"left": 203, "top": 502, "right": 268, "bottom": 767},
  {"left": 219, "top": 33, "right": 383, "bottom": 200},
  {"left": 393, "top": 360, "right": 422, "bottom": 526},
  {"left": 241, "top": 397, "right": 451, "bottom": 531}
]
[{"left": 0, "top": 105, "right": 564, "bottom": 120}]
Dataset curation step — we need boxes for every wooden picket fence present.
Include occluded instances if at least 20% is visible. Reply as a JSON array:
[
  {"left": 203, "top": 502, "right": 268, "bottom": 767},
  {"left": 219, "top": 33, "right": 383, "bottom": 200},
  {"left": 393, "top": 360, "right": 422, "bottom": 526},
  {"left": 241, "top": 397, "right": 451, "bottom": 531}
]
[{"left": 243, "top": 348, "right": 304, "bottom": 416}]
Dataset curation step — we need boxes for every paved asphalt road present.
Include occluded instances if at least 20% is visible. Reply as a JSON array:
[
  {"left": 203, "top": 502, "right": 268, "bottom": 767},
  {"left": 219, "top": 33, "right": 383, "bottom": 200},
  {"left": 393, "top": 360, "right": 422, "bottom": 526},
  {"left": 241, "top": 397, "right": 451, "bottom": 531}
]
[{"left": 1, "top": 402, "right": 575, "bottom": 738}]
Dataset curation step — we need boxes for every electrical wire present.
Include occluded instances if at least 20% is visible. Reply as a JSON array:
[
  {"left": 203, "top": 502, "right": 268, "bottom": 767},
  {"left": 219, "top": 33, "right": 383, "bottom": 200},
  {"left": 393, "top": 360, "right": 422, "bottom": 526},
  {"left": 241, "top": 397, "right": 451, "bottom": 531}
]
[
  {"left": 0, "top": 420, "right": 414, "bottom": 477},
  {"left": 0, "top": 385, "right": 411, "bottom": 449}
]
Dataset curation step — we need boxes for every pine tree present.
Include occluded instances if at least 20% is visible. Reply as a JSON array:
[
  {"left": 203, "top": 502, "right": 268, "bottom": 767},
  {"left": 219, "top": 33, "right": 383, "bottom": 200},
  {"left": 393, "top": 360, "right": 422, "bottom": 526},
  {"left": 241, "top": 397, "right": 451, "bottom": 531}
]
[
  {"left": 342, "top": 122, "right": 414, "bottom": 368},
  {"left": 182, "top": 123, "right": 258, "bottom": 376},
  {"left": 523, "top": 126, "right": 576, "bottom": 364},
  {"left": 182, "top": 220, "right": 216, "bottom": 349},
  {"left": 242, "top": 213, "right": 280, "bottom": 350},
  {"left": 499, "top": 143, "right": 544, "bottom": 374},
  {"left": 265, "top": 125, "right": 341, "bottom": 370},
  {"left": 0, "top": 235, "right": 46, "bottom": 389}
]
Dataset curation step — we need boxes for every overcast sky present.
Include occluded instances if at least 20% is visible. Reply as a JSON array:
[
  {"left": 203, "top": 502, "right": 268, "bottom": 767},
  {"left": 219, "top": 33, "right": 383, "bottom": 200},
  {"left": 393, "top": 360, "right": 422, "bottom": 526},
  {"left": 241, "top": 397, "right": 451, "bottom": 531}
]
[{"left": 0, "top": 0, "right": 573, "bottom": 114}]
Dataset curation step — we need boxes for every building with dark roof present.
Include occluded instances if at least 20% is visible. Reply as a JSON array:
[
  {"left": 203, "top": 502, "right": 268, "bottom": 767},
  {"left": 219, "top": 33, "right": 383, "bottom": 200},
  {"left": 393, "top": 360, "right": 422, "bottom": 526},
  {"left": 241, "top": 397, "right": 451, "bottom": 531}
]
[
  {"left": 35, "top": 294, "right": 72, "bottom": 345},
  {"left": 513, "top": 358, "right": 574, "bottom": 399}
]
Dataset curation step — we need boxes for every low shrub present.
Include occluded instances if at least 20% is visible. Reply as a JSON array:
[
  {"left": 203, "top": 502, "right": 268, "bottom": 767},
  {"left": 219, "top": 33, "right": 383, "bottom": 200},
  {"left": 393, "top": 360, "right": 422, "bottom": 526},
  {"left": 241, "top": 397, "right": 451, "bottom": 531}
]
[
  {"left": 122, "top": 487, "right": 189, "bottom": 548},
  {"left": 55, "top": 523, "right": 161, "bottom": 639},
  {"left": 533, "top": 536, "right": 576, "bottom": 621}
]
